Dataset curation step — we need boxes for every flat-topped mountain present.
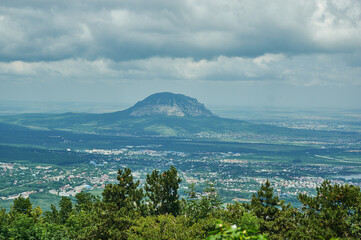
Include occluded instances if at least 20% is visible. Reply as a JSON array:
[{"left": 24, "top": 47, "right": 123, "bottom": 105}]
[
  {"left": 125, "top": 92, "right": 215, "bottom": 117},
  {"left": 0, "top": 92, "right": 342, "bottom": 138}
]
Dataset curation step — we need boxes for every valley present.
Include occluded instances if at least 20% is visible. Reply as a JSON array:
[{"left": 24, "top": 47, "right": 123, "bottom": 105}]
[
  {"left": 0, "top": 93, "right": 360, "bottom": 211},
  {"left": 0, "top": 121, "right": 360, "bottom": 211}
]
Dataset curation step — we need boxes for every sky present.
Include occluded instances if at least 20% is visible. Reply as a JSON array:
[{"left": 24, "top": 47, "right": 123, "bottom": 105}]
[{"left": 1, "top": 0, "right": 361, "bottom": 110}]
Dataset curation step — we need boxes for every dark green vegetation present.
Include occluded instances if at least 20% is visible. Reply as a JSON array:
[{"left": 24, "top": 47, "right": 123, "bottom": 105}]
[
  {"left": 1, "top": 167, "right": 361, "bottom": 239},
  {"left": 0, "top": 144, "right": 92, "bottom": 165}
]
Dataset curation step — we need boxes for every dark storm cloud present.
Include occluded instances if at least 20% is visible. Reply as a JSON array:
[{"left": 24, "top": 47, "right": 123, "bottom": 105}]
[{"left": 1, "top": 0, "right": 361, "bottom": 62}]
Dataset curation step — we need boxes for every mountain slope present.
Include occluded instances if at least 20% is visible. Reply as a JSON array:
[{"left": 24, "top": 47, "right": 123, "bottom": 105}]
[
  {"left": 0, "top": 92, "right": 358, "bottom": 139},
  {"left": 124, "top": 92, "right": 215, "bottom": 117}
]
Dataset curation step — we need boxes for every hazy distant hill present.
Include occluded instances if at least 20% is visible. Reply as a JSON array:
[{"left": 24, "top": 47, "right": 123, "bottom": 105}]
[
  {"left": 0, "top": 92, "right": 357, "bottom": 139},
  {"left": 124, "top": 92, "right": 215, "bottom": 117}
]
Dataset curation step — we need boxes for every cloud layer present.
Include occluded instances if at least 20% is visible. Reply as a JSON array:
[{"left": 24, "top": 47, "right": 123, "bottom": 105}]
[
  {"left": 1, "top": 0, "right": 361, "bottom": 61},
  {"left": 1, "top": 0, "right": 361, "bottom": 106},
  {"left": 1, "top": 53, "right": 360, "bottom": 86}
]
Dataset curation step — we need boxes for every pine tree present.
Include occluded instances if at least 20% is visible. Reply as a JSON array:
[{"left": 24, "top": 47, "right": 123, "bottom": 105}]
[
  {"left": 75, "top": 191, "right": 99, "bottom": 211},
  {"left": 145, "top": 166, "right": 182, "bottom": 216},
  {"left": 102, "top": 168, "right": 144, "bottom": 212},
  {"left": 185, "top": 182, "right": 222, "bottom": 221},
  {"left": 251, "top": 180, "right": 280, "bottom": 222},
  {"left": 298, "top": 180, "right": 361, "bottom": 239},
  {"left": 248, "top": 180, "right": 295, "bottom": 239},
  {"left": 11, "top": 196, "right": 32, "bottom": 216},
  {"left": 59, "top": 197, "right": 73, "bottom": 224}
]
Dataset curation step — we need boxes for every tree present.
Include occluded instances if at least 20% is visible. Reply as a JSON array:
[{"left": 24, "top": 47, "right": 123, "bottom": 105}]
[
  {"left": 248, "top": 180, "right": 296, "bottom": 239},
  {"left": 219, "top": 203, "right": 260, "bottom": 232},
  {"left": 185, "top": 182, "right": 222, "bottom": 221},
  {"left": 7, "top": 213, "right": 37, "bottom": 239},
  {"left": 66, "top": 202, "right": 134, "bottom": 240},
  {"left": 298, "top": 180, "right": 361, "bottom": 239},
  {"left": 11, "top": 196, "right": 32, "bottom": 216},
  {"left": 102, "top": 168, "right": 144, "bottom": 213},
  {"left": 75, "top": 191, "right": 99, "bottom": 211},
  {"left": 250, "top": 180, "right": 280, "bottom": 223},
  {"left": 59, "top": 197, "right": 73, "bottom": 224},
  {"left": 145, "top": 166, "right": 182, "bottom": 216},
  {"left": 0, "top": 207, "right": 9, "bottom": 239},
  {"left": 44, "top": 204, "right": 60, "bottom": 224}
]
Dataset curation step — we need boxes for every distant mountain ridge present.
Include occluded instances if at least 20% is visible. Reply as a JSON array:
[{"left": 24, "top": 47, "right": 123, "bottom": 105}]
[
  {"left": 0, "top": 92, "right": 352, "bottom": 139},
  {"left": 124, "top": 92, "right": 215, "bottom": 117}
]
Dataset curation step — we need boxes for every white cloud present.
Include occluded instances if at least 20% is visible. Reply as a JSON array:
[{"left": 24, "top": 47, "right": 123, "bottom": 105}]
[
  {"left": 253, "top": 54, "right": 285, "bottom": 66},
  {"left": 0, "top": 0, "right": 361, "bottom": 105},
  {"left": 310, "top": 0, "right": 361, "bottom": 49},
  {"left": 1, "top": 53, "right": 360, "bottom": 87}
]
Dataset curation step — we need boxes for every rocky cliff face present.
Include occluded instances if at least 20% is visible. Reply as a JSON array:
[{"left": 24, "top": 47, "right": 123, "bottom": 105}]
[{"left": 126, "top": 92, "right": 215, "bottom": 117}]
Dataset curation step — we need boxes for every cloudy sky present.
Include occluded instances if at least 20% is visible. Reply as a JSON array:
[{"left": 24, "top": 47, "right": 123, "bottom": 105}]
[{"left": 1, "top": 0, "right": 361, "bottom": 110}]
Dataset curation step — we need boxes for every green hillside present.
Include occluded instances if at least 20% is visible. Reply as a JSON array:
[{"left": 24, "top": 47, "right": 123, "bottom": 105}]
[{"left": 0, "top": 112, "right": 358, "bottom": 142}]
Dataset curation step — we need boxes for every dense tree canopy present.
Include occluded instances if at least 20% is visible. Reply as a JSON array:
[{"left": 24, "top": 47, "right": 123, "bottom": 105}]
[{"left": 0, "top": 166, "right": 360, "bottom": 239}]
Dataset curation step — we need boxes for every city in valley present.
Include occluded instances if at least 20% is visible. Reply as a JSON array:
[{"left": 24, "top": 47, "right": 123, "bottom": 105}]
[
  {"left": 1, "top": 128, "right": 360, "bottom": 210},
  {"left": 0, "top": 97, "right": 361, "bottom": 210}
]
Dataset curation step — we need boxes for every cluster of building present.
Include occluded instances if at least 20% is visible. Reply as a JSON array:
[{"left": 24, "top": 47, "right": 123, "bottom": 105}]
[
  {"left": 0, "top": 190, "right": 40, "bottom": 200},
  {"left": 81, "top": 147, "right": 187, "bottom": 158},
  {"left": 1, "top": 144, "right": 360, "bottom": 206},
  {"left": 49, "top": 184, "right": 93, "bottom": 197}
]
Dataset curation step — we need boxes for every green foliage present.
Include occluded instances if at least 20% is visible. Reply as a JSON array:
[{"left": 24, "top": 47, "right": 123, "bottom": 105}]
[
  {"left": 102, "top": 168, "right": 144, "bottom": 213},
  {"left": 66, "top": 203, "right": 135, "bottom": 240},
  {"left": 75, "top": 191, "right": 99, "bottom": 212},
  {"left": 247, "top": 180, "right": 299, "bottom": 239},
  {"left": 207, "top": 221, "right": 267, "bottom": 240},
  {"left": 59, "top": 197, "right": 73, "bottom": 224},
  {"left": 32, "top": 222, "right": 69, "bottom": 240},
  {"left": 44, "top": 204, "right": 60, "bottom": 224},
  {"left": 184, "top": 182, "right": 222, "bottom": 221},
  {"left": 3, "top": 197, "right": 69, "bottom": 239},
  {"left": 218, "top": 203, "right": 260, "bottom": 231},
  {"left": 298, "top": 180, "right": 361, "bottom": 239},
  {"left": 10, "top": 196, "right": 32, "bottom": 216},
  {"left": 7, "top": 213, "right": 39, "bottom": 239},
  {"left": 1, "top": 167, "right": 361, "bottom": 240},
  {"left": 145, "top": 166, "right": 182, "bottom": 216},
  {"left": 128, "top": 214, "right": 208, "bottom": 240},
  {"left": 6, "top": 214, "right": 68, "bottom": 240},
  {"left": 0, "top": 207, "right": 9, "bottom": 240},
  {"left": 250, "top": 180, "right": 281, "bottom": 222}
]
